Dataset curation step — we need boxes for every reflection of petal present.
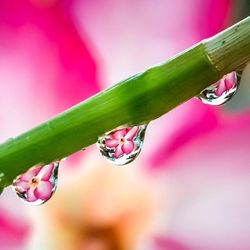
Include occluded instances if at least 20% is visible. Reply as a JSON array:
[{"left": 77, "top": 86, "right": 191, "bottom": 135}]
[
  {"left": 15, "top": 180, "right": 29, "bottom": 190},
  {"left": 112, "top": 129, "right": 128, "bottom": 140},
  {"left": 39, "top": 164, "right": 54, "bottom": 181},
  {"left": 215, "top": 72, "right": 236, "bottom": 96},
  {"left": 215, "top": 78, "right": 226, "bottom": 96},
  {"left": 105, "top": 138, "right": 119, "bottom": 148},
  {"left": 34, "top": 181, "right": 53, "bottom": 201},
  {"left": 113, "top": 144, "right": 123, "bottom": 158},
  {"left": 26, "top": 188, "right": 37, "bottom": 202},
  {"left": 125, "top": 126, "right": 139, "bottom": 140},
  {"left": 225, "top": 72, "right": 236, "bottom": 90},
  {"left": 122, "top": 141, "right": 134, "bottom": 155},
  {"left": 20, "top": 167, "right": 42, "bottom": 181}
]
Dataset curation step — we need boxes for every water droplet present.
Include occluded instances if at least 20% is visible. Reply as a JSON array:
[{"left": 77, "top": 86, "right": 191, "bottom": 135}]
[
  {"left": 0, "top": 172, "right": 7, "bottom": 188},
  {"left": 12, "top": 161, "right": 59, "bottom": 205},
  {"left": 6, "top": 137, "right": 14, "bottom": 142},
  {"left": 97, "top": 125, "right": 147, "bottom": 165},
  {"left": 198, "top": 71, "right": 240, "bottom": 105}
]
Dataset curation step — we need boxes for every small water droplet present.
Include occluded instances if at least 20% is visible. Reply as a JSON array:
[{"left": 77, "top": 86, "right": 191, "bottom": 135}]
[
  {"left": 97, "top": 125, "right": 147, "bottom": 165},
  {"left": 198, "top": 71, "right": 240, "bottom": 105},
  {"left": 0, "top": 172, "right": 7, "bottom": 188},
  {"left": 6, "top": 137, "right": 14, "bottom": 142},
  {"left": 12, "top": 161, "right": 60, "bottom": 205}
]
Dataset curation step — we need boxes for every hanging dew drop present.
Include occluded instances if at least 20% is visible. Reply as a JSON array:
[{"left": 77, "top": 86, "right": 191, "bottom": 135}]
[
  {"left": 97, "top": 125, "right": 147, "bottom": 166},
  {"left": 198, "top": 71, "right": 240, "bottom": 105},
  {"left": 12, "top": 161, "right": 60, "bottom": 205}
]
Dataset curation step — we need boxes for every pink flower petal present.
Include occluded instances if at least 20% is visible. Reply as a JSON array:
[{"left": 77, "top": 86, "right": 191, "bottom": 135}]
[
  {"left": 112, "top": 129, "right": 128, "bottom": 140},
  {"left": 105, "top": 138, "right": 119, "bottom": 148},
  {"left": 215, "top": 78, "right": 226, "bottom": 96},
  {"left": 20, "top": 166, "right": 42, "bottom": 181},
  {"left": 215, "top": 72, "right": 236, "bottom": 96},
  {"left": 125, "top": 126, "right": 139, "bottom": 140},
  {"left": 38, "top": 164, "right": 54, "bottom": 181},
  {"left": 15, "top": 180, "right": 29, "bottom": 191},
  {"left": 113, "top": 144, "right": 124, "bottom": 158},
  {"left": 26, "top": 188, "right": 37, "bottom": 202},
  {"left": 122, "top": 141, "right": 135, "bottom": 155},
  {"left": 225, "top": 72, "right": 236, "bottom": 90},
  {"left": 34, "top": 181, "right": 53, "bottom": 201}
]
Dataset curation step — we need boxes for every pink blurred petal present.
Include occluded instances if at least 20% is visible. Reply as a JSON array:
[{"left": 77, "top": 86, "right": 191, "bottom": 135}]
[
  {"left": 0, "top": 208, "right": 30, "bottom": 249},
  {"left": 147, "top": 100, "right": 219, "bottom": 168},
  {"left": 112, "top": 129, "right": 128, "bottom": 140},
  {"left": 154, "top": 112, "right": 250, "bottom": 250},
  {"left": 113, "top": 144, "right": 124, "bottom": 158},
  {"left": 38, "top": 164, "right": 54, "bottom": 181},
  {"left": 154, "top": 236, "right": 191, "bottom": 250},
  {"left": 125, "top": 126, "right": 139, "bottom": 140},
  {"left": 0, "top": 0, "right": 100, "bottom": 142},
  {"left": 122, "top": 141, "right": 135, "bottom": 155},
  {"left": 26, "top": 188, "right": 38, "bottom": 202},
  {"left": 20, "top": 166, "right": 42, "bottom": 181},
  {"left": 105, "top": 138, "right": 119, "bottom": 148},
  {"left": 195, "top": 0, "right": 232, "bottom": 39},
  {"left": 34, "top": 181, "right": 53, "bottom": 200}
]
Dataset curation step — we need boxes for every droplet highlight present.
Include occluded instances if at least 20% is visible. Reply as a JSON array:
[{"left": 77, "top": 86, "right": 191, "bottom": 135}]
[
  {"left": 0, "top": 172, "right": 7, "bottom": 189},
  {"left": 12, "top": 161, "right": 59, "bottom": 205},
  {"left": 198, "top": 71, "right": 240, "bottom": 105},
  {"left": 97, "top": 125, "right": 147, "bottom": 165},
  {"left": 0, "top": 172, "right": 6, "bottom": 184}
]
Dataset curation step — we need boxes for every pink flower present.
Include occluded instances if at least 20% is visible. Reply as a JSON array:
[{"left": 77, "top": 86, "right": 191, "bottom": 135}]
[
  {"left": 104, "top": 126, "right": 139, "bottom": 158},
  {"left": 215, "top": 71, "right": 237, "bottom": 96},
  {"left": 13, "top": 163, "right": 57, "bottom": 203}
]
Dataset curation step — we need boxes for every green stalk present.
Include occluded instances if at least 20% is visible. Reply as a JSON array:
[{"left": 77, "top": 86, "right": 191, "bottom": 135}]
[{"left": 0, "top": 17, "right": 250, "bottom": 190}]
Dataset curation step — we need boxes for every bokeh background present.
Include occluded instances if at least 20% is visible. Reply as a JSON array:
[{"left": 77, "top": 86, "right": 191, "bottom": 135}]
[{"left": 0, "top": 0, "right": 250, "bottom": 249}]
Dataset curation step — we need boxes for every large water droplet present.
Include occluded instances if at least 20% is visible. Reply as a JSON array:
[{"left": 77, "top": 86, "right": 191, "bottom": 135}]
[
  {"left": 12, "top": 161, "right": 59, "bottom": 205},
  {"left": 97, "top": 125, "right": 147, "bottom": 165},
  {"left": 198, "top": 71, "right": 240, "bottom": 105}
]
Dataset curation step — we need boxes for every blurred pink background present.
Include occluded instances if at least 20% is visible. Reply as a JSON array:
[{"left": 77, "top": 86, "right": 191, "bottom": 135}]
[{"left": 0, "top": 0, "right": 250, "bottom": 249}]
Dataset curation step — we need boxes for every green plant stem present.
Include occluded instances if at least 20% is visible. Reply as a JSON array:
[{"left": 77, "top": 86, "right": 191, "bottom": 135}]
[{"left": 0, "top": 17, "right": 250, "bottom": 189}]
